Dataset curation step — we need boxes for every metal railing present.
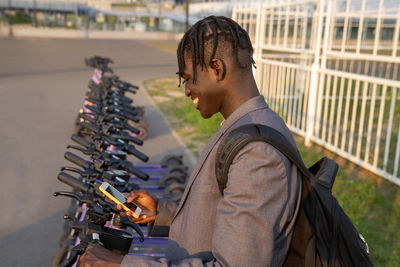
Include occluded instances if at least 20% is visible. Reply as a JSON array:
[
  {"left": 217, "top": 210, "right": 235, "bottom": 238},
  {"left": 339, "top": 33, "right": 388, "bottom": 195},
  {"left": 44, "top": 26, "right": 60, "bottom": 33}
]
[{"left": 233, "top": 0, "right": 400, "bottom": 185}]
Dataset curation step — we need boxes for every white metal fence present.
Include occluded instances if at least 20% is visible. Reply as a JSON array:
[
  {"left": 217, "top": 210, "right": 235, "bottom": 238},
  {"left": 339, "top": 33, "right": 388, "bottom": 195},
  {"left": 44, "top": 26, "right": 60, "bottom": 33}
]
[{"left": 233, "top": 0, "right": 400, "bottom": 185}]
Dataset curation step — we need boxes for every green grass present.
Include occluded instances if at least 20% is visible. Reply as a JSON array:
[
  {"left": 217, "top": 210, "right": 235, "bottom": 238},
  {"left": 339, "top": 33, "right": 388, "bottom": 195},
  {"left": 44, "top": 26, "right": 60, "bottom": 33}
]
[
  {"left": 144, "top": 76, "right": 223, "bottom": 157},
  {"left": 3, "top": 11, "right": 32, "bottom": 24},
  {"left": 143, "top": 76, "right": 400, "bottom": 266},
  {"left": 270, "top": 74, "right": 400, "bottom": 176}
]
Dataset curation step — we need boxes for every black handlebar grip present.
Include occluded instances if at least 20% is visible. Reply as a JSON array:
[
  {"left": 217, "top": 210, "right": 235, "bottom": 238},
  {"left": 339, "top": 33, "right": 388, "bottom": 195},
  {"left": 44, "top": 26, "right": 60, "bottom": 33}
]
[
  {"left": 57, "top": 172, "right": 90, "bottom": 192},
  {"left": 123, "top": 162, "right": 149, "bottom": 181},
  {"left": 71, "top": 134, "right": 92, "bottom": 148},
  {"left": 117, "top": 94, "right": 133, "bottom": 104},
  {"left": 126, "top": 145, "right": 148, "bottom": 162},
  {"left": 125, "top": 113, "right": 140, "bottom": 123},
  {"left": 79, "top": 121, "right": 99, "bottom": 133},
  {"left": 64, "top": 152, "right": 91, "bottom": 169},
  {"left": 123, "top": 122, "right": 140, "bottom": 134},
  {"left": 125, "top": 88, "right": 137, "bottom": 94},
  {"left": 86, "top": 97, "right": 100, "bottom": 106},
  {"left": 78, "top": 112, "right": 96, "bottom": 124},
  {"left": 109, "top": 104, "right": 138, "bottom": 117},
  {"left": 124, "top": 135, "right": 143, "bottom": 146},
  {"left": 85, "top": 104, "right": 101, "bottom": 115},
  {"left": 130, "top": 84, "right": 139, "bottom": 90},
  {"left": 119, "top": 81, "right": 138, "bottom": 90},
  {"left": 125, "top": 107, "right": 138, "bottom": 117}
]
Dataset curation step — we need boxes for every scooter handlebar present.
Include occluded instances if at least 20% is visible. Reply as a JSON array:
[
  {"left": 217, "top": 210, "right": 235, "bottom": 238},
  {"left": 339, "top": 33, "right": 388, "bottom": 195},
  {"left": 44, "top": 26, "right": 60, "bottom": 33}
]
[
  {"left": 64, "top": 151, "right": 91, "bottom": 169},
  {"left": 57, "top": 171, "right": 90, "bottom": 193},
  {"left": 123, "top": 162, "right": 149, "bottom": 181},
  {"left": 126, "top": 145, "right": 148, "bottom": 162},
  {"left": 71, "top": 134, "right": 92, "bottom": 148}
]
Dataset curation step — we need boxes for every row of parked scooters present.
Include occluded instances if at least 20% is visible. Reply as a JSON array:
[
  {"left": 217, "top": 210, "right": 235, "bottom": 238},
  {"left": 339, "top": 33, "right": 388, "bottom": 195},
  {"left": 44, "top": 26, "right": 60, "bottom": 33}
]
[{"left": 53, "top": 56, "right": 189, "bottom": 267}]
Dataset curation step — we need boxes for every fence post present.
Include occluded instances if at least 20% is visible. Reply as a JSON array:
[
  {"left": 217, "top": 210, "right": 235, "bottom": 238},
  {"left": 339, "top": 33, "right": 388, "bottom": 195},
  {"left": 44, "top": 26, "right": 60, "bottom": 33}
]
[
  {"left": 254, "top": 0, "right": 263, "bottom": 84},
  {"left": 305, "top": 0, "right": 325, "bottom": 146}
]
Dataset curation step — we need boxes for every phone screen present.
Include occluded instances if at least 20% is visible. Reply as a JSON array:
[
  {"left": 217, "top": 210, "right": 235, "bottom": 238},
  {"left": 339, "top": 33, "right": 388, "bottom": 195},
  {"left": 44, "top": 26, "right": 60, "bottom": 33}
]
[
  {"left": 100, "top": 182, "right": 141, "bottom": 217},
  {"left": 105, "top": 184, "right": 126, "bottom": 203}
]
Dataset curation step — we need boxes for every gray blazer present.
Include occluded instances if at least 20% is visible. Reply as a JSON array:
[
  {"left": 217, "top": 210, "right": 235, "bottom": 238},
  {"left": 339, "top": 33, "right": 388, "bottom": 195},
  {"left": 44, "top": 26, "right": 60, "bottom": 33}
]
[{"left": 122, "top": 96, "right": 302, "bottom": 267}]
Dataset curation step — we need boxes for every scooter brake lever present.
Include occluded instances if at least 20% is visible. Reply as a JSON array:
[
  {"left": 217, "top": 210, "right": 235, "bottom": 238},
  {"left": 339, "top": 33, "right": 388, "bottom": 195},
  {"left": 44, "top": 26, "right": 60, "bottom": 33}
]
[
  {"left": 53, "top": 191, "right": 81, "bottom": 201},
  {"left": 120, "top": 217, "right": 145, "bottom": 242},
  {"left": 60, "top": 166, "right": 83, "bottom": 174},
  {"left": 53, "top": 191, "right": 89, "bottom": 203},
  {"left": 61, "top": 167, "right": 99, "bottom": 180},
  {"left": 67, "top": 145, "right": 97, "bottom": 155},
  {"left": 96, "top": 198, "right": 117, "bottom": 212}
]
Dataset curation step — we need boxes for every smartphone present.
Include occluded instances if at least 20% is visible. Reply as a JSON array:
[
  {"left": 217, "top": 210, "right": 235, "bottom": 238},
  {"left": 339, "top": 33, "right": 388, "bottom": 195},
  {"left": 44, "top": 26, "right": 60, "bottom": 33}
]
[{"left": 99, "top": 182, "right": 142, "bottom": 218}]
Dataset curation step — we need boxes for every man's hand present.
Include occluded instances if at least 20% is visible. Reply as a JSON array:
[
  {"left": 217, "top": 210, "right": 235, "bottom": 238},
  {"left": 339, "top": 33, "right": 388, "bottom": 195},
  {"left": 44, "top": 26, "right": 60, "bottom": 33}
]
[
  {"left": 117, "top": 189, "right": 157, "bottom": 224},
  {"left": 79, "top": 244, "right": 124, "bottom": 267}
]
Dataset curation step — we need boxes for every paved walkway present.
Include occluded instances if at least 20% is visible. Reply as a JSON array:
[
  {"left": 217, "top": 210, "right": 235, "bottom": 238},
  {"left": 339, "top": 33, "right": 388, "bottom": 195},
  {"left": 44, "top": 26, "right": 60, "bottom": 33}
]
[
  {"left": 0, "top": 37, "right": 194, "bottom": 266},
  {"left": 0, "top": 25, "right": 184, "bottom": 41}
]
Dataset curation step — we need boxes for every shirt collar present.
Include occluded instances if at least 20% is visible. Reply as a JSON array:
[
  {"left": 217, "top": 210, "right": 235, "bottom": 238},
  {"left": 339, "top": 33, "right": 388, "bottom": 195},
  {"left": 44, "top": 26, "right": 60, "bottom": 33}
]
[{"left": 219, "top": 95, "right": 268, "bottom": 134}]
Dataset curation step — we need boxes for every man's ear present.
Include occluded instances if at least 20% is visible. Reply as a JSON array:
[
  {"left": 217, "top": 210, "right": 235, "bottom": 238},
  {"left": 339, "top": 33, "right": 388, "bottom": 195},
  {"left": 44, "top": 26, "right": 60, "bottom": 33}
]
[{"left": 209, "top": 59, "right": 226, "bottom": 81}]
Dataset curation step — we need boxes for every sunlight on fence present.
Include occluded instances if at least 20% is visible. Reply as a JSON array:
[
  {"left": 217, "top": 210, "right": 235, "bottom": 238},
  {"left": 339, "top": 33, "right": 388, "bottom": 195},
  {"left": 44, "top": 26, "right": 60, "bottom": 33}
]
[{"left": 233, "top": 0, "right": 400, "bottom": 185}]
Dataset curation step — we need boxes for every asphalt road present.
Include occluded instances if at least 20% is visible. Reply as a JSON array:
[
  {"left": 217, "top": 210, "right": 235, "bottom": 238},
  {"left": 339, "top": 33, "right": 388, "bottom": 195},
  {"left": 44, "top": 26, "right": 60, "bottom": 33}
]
[{"left": 0, "top": 37, "right": 193, "bottom": 266}]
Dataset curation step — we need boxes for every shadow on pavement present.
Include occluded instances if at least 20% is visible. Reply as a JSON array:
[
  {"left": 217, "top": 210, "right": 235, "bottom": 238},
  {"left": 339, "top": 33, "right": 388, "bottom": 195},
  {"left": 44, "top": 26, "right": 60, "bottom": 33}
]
[{"left": 0, "top": 209, "right": 67, "bottom": 267}]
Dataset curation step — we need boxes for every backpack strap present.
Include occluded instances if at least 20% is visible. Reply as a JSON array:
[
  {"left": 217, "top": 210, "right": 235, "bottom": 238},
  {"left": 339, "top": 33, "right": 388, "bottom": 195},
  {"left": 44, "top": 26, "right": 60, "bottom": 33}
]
[{"left": 215, "top": 124, "right": 312, "bottom": 195}]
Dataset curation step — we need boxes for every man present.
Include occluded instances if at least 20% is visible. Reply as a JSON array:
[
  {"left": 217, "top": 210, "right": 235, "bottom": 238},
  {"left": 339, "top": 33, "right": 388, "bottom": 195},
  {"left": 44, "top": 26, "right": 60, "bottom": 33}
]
[{"left": 81, "top": 15, "right": 301, "bottom": 267}]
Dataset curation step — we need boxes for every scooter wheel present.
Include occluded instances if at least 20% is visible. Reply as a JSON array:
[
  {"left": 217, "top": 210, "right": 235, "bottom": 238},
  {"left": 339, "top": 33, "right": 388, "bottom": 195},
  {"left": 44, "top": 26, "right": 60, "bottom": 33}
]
[
  {"left": 162, "top": 166, "right": 188, "bottom": 179},
  {"left": 161, "top": 155, "right": 184, "bottom": 167},
  {"left": 158, "top": 174, "right": 185, "bottom": 189}
]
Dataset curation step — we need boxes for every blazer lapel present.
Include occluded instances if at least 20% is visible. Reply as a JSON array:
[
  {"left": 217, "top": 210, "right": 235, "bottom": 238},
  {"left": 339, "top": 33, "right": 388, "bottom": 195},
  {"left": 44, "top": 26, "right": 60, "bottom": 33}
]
[
  {"left": 171, "top": 127, "right": 225, "bottom": 221},
  {"left": 171, "top": 96, "right": 269, "bottom": 221}
]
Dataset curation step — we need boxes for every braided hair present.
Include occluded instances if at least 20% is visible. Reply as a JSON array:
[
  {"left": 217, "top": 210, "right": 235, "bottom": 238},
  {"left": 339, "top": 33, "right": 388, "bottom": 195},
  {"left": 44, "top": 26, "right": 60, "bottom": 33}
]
[{"left": 177, "top": 16, "right": 256, "bottom": 86}]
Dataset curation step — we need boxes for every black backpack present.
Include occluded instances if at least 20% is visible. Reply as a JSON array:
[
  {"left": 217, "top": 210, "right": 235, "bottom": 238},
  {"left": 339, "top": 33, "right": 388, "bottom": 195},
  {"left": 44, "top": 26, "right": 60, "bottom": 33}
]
[{"left": 215, "top": 124, "right": 373, "bottom": 267}]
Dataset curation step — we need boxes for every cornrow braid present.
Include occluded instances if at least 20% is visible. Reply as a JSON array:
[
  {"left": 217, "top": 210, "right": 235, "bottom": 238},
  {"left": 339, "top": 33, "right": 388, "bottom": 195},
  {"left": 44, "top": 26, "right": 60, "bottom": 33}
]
[{"left": 177, "top": 16, "right": 255, "bottom": 86}]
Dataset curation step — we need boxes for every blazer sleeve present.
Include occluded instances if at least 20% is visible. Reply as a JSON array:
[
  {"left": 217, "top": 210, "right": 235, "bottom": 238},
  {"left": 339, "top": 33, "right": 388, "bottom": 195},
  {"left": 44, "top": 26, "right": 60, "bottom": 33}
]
[
  {"left": 147, "top": 198, "right": 178, "bottom": 237},
  {"left": 121, "top": 141, "right": 300, "bottom": 267}
]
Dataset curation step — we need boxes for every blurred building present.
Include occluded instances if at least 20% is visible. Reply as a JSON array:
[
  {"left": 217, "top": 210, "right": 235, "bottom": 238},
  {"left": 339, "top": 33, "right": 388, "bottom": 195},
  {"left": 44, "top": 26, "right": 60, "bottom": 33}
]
[{"left": 0, "top": 0, "right": 236, "bottom": 31}]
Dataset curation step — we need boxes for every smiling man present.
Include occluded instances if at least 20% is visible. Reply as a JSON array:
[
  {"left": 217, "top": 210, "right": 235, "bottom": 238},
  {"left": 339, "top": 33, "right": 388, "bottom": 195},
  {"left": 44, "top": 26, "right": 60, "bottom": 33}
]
[{"left": 80, "top": 16, "right": 301, "bottom": 267}]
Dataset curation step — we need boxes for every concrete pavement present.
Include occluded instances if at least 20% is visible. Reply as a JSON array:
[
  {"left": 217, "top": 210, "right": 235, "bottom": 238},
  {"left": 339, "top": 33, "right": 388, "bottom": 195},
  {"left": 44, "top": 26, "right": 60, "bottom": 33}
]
[
  {"left": 0, "top": 25, "right": 184, "bottom": 41},
  {"left": 0, "top": 37, "right": 193, "bottom": 266}
]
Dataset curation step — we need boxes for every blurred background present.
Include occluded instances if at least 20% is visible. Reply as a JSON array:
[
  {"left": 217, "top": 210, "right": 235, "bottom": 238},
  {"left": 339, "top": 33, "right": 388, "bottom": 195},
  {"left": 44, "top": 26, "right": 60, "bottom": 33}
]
[
  {"left": 0, "top": 0, "right": 235, "bottom": 38},
  {"left": 0, "top": 0, "right": 399, "bottom": 266}
]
